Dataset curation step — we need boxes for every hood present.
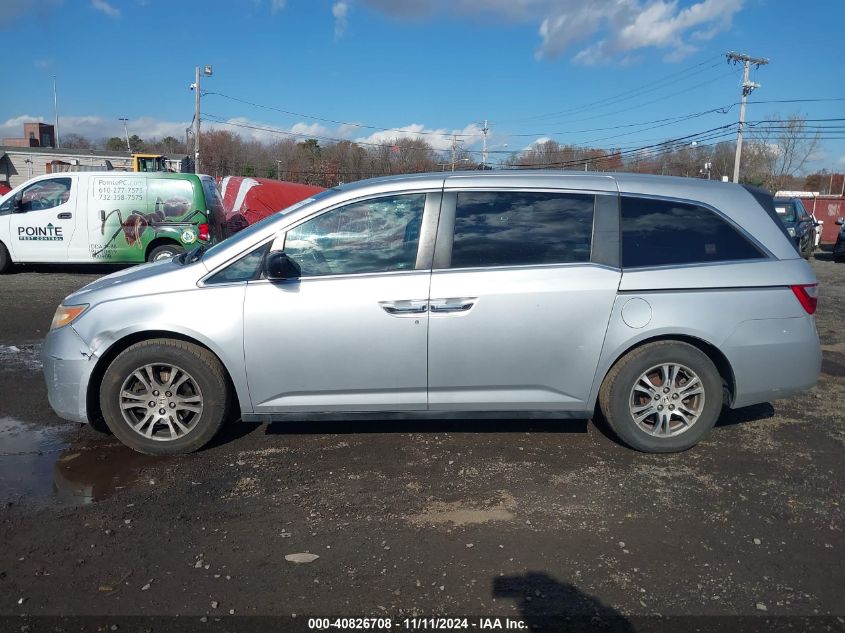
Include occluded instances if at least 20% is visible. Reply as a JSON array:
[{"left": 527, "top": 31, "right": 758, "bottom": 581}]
[{"left": 65, "top": 257, "right": 204, "bottom": 306}]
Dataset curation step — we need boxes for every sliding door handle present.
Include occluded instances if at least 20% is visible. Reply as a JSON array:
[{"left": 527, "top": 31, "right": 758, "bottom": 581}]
[
  {"left": 57, "top": 212, "right": 72, "bottom": 219},
  {"left": 380, "top": 299, "right": 428, "bottom": 316},
  {"left": 429, "top": 298, "right": 476, "bottom": 314}
]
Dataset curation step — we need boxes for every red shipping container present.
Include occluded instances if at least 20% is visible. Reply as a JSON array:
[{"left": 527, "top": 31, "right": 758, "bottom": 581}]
[{"left": 798, "top": 196, "right": 844, "bottom": 244}]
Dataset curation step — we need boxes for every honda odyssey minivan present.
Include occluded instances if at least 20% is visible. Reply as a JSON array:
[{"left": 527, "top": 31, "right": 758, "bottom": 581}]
[{"left": 42, "top": 171, "right": 821, "bottom": 454}]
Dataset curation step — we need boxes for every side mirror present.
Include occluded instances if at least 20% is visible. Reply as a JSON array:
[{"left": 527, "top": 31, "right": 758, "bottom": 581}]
[
  {"left": 11, "top": 193, "right": 23, "bottom": 213},
  {"left": 265, "top": 251, "right": 301, "bottom": 281},
  {"left": 836, "top": 218, "right": 844, "bottom": 226}
]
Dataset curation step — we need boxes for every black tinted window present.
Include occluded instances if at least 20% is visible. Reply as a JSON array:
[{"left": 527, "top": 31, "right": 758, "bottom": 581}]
[
  {"left": 206, "top": 243, "right": 270, "bottom": 284},
  {"left": 450, "top": 191, "right": 594, "bottom": 268},
  {"left": 621, "top": 196, "right": 764, "bottom": 267}
]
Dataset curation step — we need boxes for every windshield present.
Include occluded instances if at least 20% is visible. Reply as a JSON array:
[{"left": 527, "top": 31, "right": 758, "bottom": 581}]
[
  {"left": 774, "top": 200, "right": 796, "bottom": 223},
  {"left": 199, "top": 188, "right": 337, "bottom": 260}
]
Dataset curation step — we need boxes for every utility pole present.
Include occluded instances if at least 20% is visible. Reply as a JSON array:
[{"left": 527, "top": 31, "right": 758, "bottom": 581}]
[
  {"left": 191, "top": 64, "right": 213, "bottom": 174},
  {"left": 52, "top": 76, "right": 60, "bottom": 149},
  {"left": 119, "top": 117, "right": 131, "bottom": 153},
  {"left": 481, "top": 119, "right": 489, "bottom": 169},
  {"left": 450, "top": 134, "right": 458, "bottom": 172},
  {"left": 727, "top": 51, "right": 769, "bottom": 183}
]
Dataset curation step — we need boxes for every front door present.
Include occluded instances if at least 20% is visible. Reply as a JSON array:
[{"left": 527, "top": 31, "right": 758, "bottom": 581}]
[
  {"left": 427, "top": 190, "right": 621, "bottom": 412},
  {"left": 8, "top": 176, "right": 77, "bottom": 262},
  {"left": 243, "top": 192, "right": 438, "bottom": 413}
]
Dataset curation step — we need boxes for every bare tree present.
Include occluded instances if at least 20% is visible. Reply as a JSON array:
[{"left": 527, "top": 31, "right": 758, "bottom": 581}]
[
  {"left": 748, "top": 113, "right": 822, "bottom": 191},
  {"left": 61, "top": 133, "right": 93, "bottom": 149}
]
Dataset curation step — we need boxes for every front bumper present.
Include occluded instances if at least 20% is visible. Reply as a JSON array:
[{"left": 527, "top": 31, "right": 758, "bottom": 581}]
[{"left": 42, "top": 325, "right": 98, "bottom": 424}]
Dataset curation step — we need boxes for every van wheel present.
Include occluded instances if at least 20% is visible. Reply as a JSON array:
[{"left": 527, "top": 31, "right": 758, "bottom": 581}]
[
  {"left": 598, "top": 341, "right": 723, "bottom": 453},
  {"left": 99, "top": 339, "right": 229, "bottom": 455},
  {"left": 0, "top": 242, "right": 12, "bottom": 274},
  {"left": 148, "top": 244, "right": 185, "bottom": 262}
]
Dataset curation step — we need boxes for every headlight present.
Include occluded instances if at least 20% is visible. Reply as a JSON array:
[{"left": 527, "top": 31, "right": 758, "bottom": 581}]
[
  {"left": 50, "top": 304, "right": 89, "bottom": 330},
  {"left": 787, "top": 227, "right": 796, "bottom": 237}
]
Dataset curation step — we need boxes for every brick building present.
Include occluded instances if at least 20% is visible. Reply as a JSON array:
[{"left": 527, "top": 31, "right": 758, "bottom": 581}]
[{"left": 3, "top": 122, "right": 56, "bottom": 148}]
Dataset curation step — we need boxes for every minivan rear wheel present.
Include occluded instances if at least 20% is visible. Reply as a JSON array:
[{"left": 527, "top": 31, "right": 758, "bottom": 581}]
[
  {"left": 100, "top": 339, "right": 229, "bottom": 455},
  {"left": 599, "top": 341, "right": 723, "bottom": 453}
]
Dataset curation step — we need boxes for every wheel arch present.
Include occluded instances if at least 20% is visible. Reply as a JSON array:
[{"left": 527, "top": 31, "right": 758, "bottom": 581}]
[
  {"left": 145, "top": 237, "right": 183, "bottom": 261},
  {"left": 593, "top": 333, "right": 736, "bottom": 410},
  {"left": 86, "top": 330, "right": 243, "bottom": 429}
]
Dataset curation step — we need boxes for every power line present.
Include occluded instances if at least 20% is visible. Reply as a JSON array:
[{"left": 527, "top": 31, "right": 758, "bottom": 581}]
[
  {"left": 493, "top": 55, "right": 725, "bottom": 125},
  {"left": 204, "top": 91, "right": 479, "bottom": 139}
]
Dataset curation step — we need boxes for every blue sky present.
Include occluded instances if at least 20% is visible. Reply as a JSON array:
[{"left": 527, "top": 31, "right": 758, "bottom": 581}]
[{"left": 1, "top": 0, "right": 843, "bottom": 171}]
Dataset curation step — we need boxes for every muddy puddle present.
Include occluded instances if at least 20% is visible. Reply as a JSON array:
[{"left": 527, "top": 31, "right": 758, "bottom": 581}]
[{"left": 0, "top": 417, "right": 160, "bottom": 509}]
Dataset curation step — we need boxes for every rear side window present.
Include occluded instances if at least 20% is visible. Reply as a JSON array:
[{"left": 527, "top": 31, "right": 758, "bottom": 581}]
[
  {"left": 148, "top": 179, "right": 194, "bottom": 219},
  {"left": 621, "top": 196, "right": 764, "bottom": 268},
  {"left": 450, "top": 191, "right": 594, "bottom": 268}
]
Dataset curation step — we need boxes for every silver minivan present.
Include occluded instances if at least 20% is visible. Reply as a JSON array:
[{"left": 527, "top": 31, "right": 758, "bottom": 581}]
[{"left": 42, "top": 172, "right": 821, "bottom": 454}]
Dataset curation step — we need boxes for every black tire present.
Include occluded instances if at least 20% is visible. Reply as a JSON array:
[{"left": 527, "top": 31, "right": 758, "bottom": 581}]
[
  {"left": 99, "top": 339, "right": 229, "bottom": 455},
  {"left": 0, "top": 242, "right": 13, "bottom": 274},
  {"left": 598, "top": 341, "right": 723, "bottom": 453},
  {"left": 147, "top": 243, "right": 185, "bottom": 262}
]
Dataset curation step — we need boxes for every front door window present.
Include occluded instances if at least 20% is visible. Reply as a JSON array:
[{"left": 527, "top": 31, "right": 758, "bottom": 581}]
[{"left": 283, "top": 193, "right": 425, "bottom": 276}]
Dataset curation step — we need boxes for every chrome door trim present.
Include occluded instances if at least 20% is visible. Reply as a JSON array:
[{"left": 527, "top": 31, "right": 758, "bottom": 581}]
[
  {"left": 379, "top": 299, "right": 429, "bottom": 316},
  {"left": 428, "top": 298, "right": 477, "bottom": 314}
]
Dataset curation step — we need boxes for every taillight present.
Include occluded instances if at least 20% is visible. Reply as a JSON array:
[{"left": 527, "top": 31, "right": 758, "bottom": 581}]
[
  {"left": 198, "top": 223, "right": 210, "bottom": 242},
  {"left": 790, "top": 284, "right": 818, "bottom": 315}
]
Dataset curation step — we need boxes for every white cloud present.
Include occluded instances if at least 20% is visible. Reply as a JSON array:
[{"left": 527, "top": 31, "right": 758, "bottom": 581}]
[
  {"left": 570, "top": 0, "right": 743, "bottom": 64},
  {"left": 837, "top": 155, "right": 845, "bottom": 166},
  {"left": 332, "top": 1, "right": 349, "bottom": 39},
  {"left": 271, "top": 0, "right": 286, "bottom": 13},
  {"left": 0, "top": 114, "right": 46, "bottom": 138},
  {"left": 290, "top": 122, "right": 332, "bottom": 138},
  {"left": 1, "top": 113, "right": 188, "bottom": 142},
  {"left": 361, "top": 0, "right": 743, "bottom": 63},
  {"left": 522, "top": 136, "right": 552, "bottom": 151},
  {"left": 355, "top": 122, "right": 483, "bottom": 152},
  {"left": 1, "top": 112, "right": 491, "bottom": 155},
  {"left": 91, "top": 0, "right": 119, "bottom": 18}
]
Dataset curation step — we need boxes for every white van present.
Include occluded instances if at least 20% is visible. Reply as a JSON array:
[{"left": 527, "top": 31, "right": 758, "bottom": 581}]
[{"left": 0, "top": 171, "right": 224, "bottom": 272}]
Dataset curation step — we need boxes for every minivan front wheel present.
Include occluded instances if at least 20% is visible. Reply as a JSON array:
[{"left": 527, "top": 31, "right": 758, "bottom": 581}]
[
  {"left": 100, "top": 339, "right": 229, "bottom": 455},
  {"left": 599, "top": 341, "right": 723, "bottom": 453}
]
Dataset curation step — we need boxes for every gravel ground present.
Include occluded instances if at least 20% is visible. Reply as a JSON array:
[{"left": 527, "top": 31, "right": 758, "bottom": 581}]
[{"left": 0, "top": 257, "right": 842, "bottom": 631}]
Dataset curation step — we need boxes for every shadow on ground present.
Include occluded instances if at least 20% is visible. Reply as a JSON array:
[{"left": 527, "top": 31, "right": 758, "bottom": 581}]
[
  {"left": 8, "top": 263, "right": 132, "bottom": 275},
  {"left": 492, "top": 572, "right": 634, "bottom": 632}
]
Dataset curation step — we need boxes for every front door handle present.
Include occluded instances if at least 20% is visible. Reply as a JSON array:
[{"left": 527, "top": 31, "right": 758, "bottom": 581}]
[
  {"left": 379, "top": 300, "right": 428, "bottom": 316},
  {"left": 429, "top": 298, "right": 477, "bottom": 314},
  {"left": 57, "top": 212, "right": 72, "bottom": 219}
]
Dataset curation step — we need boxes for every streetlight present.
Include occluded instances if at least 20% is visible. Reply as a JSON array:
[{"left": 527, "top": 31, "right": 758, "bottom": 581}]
[
  {"left": 119, "top": 117, "right": 131, "bottom": 153},
  {"left": 191, "top": 64, "right": 213, "bottom": 173}
]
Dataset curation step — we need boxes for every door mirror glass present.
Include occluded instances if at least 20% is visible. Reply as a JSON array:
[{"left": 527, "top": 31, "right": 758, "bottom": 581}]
[{"left": 265, "top": 250, "right": 301, "bottom": 281}]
